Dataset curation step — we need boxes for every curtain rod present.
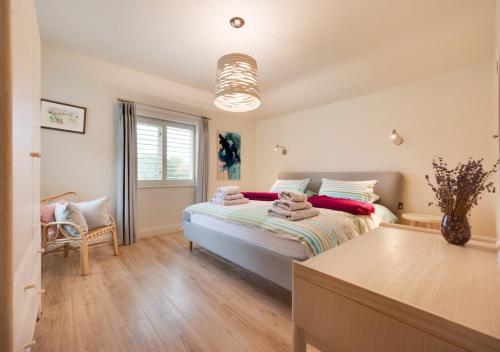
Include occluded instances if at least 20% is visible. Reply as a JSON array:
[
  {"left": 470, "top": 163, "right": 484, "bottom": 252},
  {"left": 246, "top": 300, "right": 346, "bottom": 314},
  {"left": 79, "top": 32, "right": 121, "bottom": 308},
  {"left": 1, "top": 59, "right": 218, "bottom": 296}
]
[{"left": 117, "top": 98, "right": 211, "bottom": 120}]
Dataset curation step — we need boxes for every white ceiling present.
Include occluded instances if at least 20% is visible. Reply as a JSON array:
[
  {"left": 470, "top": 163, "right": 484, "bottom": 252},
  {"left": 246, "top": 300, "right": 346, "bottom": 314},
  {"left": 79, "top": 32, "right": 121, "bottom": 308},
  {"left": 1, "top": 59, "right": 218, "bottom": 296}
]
[{"left": 35, "top": 0, "right": 494, "bottom": 118}]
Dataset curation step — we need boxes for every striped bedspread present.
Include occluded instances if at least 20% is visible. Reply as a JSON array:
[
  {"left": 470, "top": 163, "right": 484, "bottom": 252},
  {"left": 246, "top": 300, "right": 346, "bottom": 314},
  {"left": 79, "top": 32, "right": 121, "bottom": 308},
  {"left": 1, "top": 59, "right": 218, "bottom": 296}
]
[{"left": 184, "top": 201, "right": 373, "bottom": 258}]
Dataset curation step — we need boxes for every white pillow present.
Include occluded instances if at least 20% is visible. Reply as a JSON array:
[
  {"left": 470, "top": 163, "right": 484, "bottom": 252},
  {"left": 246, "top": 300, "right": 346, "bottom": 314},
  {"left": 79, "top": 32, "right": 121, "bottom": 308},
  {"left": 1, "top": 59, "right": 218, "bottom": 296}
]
[
  {"left": 371, "top": 193, "right": 381, "bottom": 203},
  {"left": 269, "top": 179, "right": 310, "bottom": 193},
  {"left": 319, "top": 179, "right": 378, "bottom": 203},
  {"left": 73, "top": 196, "right": 111, "bottom": 229},
  {"left": 55, "top": 202, "right": 88, "bottom": 237}
]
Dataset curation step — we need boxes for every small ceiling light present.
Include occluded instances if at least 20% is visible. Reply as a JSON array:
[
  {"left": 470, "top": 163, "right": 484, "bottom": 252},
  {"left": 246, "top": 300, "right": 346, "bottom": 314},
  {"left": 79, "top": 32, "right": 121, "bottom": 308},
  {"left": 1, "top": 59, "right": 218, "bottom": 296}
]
[
  {"left": 391, "top": 129, "right": 403, "bottom": 145},
  {"left": 274, "top": 144, "right": 287, "bottom": 155},
  {"left": 214, "top": 17, "right": 261, "bottom": 113},
  {"left": 229, "top": 17, "right": 245, "bottom": 28}
]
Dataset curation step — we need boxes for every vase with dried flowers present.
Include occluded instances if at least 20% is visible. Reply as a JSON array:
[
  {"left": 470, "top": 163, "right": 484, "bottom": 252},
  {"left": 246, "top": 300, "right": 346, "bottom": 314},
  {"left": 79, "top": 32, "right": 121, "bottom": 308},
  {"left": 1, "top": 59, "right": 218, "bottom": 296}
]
[{"left": 425, "top": 157, "right": 498, "bottom": 245}]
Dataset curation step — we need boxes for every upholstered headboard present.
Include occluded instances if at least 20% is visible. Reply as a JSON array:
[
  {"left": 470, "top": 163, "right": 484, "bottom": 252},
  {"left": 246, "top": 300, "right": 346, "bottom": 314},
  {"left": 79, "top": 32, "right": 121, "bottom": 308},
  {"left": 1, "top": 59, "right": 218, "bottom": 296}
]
[{"left": 277, "top": 171, "right": 404, "bottom": 214}]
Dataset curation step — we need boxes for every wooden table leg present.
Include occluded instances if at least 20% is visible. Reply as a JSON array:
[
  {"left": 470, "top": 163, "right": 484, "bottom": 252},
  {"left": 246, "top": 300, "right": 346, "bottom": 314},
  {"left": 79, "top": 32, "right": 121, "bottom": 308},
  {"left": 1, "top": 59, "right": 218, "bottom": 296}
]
[
  {"left": 293, "top": 324, "right": 306, "bottom": 352},
  {"left": 188, "top": 240, "right": 193, "bottom": 252}
]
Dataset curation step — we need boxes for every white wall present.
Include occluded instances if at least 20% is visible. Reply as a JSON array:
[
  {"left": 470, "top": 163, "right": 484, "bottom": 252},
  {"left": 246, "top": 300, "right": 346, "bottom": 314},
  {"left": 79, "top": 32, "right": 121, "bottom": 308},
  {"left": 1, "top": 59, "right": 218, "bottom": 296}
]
[
  {"left": 41, "top": 43, "right": 254, "bottom": 238},
  {"left": 255, "top": 61, "right": 498, "bottom": 237},
  {"left": 41, "top": 41, "right": 499, "bottom": 239}
]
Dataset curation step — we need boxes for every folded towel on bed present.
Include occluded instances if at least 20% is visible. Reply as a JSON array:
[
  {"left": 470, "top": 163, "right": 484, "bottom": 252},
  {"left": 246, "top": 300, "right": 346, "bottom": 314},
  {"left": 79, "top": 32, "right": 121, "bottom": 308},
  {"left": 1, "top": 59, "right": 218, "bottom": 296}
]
[
  {"left": 273, "top": 199, "right": 312, "bottom": 211},
  {"left": 216, "top": 186, "right": 241, "bottom": 196},
  {"left": 268, "top": 206, "right": 319, "bottom": 221},
  {"left": 211, "top": 197, "right": 249, "bottom": 206},
  {"left": 279, "top": 191, "right": 307, "bottom": 202},
  {"left": 212, "top": 192, "right": 245, "bottom": 201}
]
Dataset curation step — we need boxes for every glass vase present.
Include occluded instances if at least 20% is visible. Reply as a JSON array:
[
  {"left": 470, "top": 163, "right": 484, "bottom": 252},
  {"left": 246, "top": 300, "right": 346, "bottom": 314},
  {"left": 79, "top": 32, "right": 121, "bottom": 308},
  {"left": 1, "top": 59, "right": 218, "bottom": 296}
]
[{"left": 440, "top": 214, "right": 471, "bottom": 245}]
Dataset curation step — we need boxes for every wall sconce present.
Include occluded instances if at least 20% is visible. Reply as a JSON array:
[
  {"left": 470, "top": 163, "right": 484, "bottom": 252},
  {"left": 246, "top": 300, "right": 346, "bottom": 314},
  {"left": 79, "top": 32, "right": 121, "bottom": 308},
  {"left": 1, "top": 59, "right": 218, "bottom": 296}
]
[
  {"left": 390, "top": 129, "right": 403, "bottom": 145},
  {"left": 274, "top": 144, "right": 287, "bottom": 155}
]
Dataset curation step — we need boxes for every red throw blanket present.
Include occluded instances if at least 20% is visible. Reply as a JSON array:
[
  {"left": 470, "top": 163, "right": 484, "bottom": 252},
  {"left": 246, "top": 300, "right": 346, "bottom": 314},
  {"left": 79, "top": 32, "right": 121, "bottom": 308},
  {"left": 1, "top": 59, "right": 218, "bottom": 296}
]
[
  {"left": 307, "top": 195, "right": 375, "bottom": 215},
  {"left": 241, "top": 192, "right": 279, "bottom": 201}
]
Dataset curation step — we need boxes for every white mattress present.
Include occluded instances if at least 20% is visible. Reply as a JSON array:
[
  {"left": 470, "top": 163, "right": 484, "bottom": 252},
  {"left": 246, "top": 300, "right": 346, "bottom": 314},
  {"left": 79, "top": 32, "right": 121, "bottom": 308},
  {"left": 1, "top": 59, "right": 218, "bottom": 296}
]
[
  {"left": 190, "top": 209, "right": 382, "bottom": 260},
  {"left": 190, "top": 213, "right": 309, "bottom": 259}
]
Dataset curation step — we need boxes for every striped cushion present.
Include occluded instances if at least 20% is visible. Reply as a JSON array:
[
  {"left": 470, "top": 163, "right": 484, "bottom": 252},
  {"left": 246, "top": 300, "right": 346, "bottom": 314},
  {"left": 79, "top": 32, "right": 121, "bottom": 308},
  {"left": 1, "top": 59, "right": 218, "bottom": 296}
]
[
  {"left": 269, "top": 179, "right": 310, "bottom": 194},
  {"left": 319, "top": 179, "right": 377, "bottom": 203}
]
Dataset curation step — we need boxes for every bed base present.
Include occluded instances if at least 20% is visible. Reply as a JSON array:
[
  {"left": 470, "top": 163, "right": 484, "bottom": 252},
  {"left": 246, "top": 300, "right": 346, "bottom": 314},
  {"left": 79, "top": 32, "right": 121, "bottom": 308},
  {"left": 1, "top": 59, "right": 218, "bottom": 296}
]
[{"left": 183, "top": 221, "right": 294, "bottom": 290}]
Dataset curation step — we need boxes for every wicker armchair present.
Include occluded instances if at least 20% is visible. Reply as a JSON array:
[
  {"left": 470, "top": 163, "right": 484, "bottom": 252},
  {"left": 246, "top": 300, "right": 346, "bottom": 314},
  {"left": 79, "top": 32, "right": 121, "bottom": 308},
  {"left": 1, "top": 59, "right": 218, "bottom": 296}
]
[{"left": 41, "top": 192, "right": 119, "bottom": 275}]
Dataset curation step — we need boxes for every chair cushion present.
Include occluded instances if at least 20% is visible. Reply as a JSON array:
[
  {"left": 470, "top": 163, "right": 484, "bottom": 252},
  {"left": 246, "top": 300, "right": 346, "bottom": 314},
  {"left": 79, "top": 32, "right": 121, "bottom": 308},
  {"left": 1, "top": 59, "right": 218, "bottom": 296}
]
[
  {"left": 41, "top": 203, "right": 57, "bottom": 240},
  {"left": 40, "top": 201, "right": 64, "bottom": 241},
  {"left": 73, "top": 196, "right": 111, "bottom": 230},
  {"left": 55, "top": 202, "right": 88, "bottom": 237}
]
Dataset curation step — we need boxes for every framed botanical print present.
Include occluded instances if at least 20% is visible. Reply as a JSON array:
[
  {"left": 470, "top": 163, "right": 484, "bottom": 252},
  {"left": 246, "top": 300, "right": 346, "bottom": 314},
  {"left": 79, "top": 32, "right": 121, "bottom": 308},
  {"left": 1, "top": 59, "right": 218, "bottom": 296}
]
[{"left": 41, "top": 99, "right": 87, "bottom": 134}]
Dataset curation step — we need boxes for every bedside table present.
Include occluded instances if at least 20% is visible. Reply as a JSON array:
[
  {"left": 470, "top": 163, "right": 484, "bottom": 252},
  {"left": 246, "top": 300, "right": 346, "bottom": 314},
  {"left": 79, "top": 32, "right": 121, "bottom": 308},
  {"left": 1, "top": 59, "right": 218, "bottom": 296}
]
[{"left": 402, "top": 212, "right": 442, "bottom": 229}]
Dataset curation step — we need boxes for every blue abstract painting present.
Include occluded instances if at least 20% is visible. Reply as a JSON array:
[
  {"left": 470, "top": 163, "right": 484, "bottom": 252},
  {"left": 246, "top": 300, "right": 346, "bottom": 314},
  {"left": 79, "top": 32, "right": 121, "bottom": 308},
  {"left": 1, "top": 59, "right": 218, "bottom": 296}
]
[{"left": 217, "top": 131, "right": 241, "bottom": 180}]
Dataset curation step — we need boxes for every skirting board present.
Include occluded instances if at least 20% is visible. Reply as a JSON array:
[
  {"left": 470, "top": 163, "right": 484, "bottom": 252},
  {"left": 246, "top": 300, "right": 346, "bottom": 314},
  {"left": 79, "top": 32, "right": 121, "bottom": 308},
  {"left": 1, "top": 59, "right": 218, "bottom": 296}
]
[
  {"left": 138, "top": 223, "right": 182, "bottom": 239},
  {"left": 183, "top": 220, "right": 294, "bottom": 290}
]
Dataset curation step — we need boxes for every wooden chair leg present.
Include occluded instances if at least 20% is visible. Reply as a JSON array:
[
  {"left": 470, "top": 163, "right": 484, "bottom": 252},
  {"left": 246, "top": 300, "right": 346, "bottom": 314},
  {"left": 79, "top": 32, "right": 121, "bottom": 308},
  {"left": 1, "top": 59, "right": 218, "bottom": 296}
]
[
  {"left": 111, "top": 227, "right": 120, "bottom": 256},
  {"left": 80, "top": 240, "right": 89, "bottom": 276},
  {"left": 188, "top": 240, "right": 193, "bottom": 252}
]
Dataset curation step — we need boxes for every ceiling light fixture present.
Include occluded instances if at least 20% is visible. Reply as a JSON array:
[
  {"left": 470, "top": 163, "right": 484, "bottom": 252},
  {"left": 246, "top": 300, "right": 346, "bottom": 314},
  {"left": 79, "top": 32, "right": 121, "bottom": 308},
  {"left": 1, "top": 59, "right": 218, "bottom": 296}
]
[
  {"left": 229, "top": 16, "right": 245, "bottom": 28},
  {"left": 214, "top": 17, "right": 261, "bottom": 113}
]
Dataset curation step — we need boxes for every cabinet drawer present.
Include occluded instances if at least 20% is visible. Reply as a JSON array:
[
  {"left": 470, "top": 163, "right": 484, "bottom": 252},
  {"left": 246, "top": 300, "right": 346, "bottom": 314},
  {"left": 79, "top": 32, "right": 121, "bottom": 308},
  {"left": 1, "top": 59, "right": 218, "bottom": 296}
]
[
  {"left": 13, "top": 240, "right": 41, "bottom": 351},
  {"left": 293, "top": 277, "right": 464, "bottom": 352}
]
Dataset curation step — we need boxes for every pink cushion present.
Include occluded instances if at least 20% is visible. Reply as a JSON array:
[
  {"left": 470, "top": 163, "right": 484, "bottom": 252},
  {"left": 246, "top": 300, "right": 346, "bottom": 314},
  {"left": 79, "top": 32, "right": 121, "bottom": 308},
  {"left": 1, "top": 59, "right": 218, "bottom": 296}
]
[
  {"left": 241, "top": 192, "right": 279, "bottom": 201},
  {"left": 308, "top": 195, "right": 375, "bottom": 215},
  {"left": 41, "top": 201, "right": 64, "bottom": 241}
]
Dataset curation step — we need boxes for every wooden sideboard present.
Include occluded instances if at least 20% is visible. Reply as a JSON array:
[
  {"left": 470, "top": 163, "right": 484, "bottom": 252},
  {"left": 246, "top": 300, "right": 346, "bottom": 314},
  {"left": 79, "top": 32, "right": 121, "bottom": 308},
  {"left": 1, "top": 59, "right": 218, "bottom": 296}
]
[{"left": 292, "top": 225, "right": 500, "bottom": 352}]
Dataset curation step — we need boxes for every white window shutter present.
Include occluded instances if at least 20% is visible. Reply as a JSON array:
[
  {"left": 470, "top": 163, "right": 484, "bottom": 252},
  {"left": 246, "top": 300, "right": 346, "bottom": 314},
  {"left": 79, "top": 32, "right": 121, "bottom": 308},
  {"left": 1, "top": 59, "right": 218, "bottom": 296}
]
[
  {"left": 166, "top": 125, "right": 194, "bottom": 181},
  {"left": 137, "top": 122, "right": 163, "bottom": 181}
]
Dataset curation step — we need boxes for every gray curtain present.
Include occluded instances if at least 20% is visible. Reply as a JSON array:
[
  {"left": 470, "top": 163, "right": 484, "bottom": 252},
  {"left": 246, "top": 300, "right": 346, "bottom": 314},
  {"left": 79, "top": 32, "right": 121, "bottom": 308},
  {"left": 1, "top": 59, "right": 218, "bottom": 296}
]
[
  {"left": 195, "top": 118, "right": 209, "bottom": 203},
  {"left": 117, "top": 101, "right": 137, "bottom": 245}
]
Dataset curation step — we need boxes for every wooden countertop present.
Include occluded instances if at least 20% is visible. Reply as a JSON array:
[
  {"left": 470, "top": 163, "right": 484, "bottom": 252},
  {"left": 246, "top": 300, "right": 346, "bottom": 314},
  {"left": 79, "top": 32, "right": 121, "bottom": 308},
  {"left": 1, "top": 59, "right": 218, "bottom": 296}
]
[{"left": 294, "top": 225, "right": 500, "bottom": 351}]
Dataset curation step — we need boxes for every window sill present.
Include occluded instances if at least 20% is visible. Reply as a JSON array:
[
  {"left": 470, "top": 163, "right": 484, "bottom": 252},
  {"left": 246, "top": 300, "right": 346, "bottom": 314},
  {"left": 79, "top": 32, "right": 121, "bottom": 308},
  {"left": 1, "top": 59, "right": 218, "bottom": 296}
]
[{"left": 138, "top": 184, "right": 196, "bottom": 189}]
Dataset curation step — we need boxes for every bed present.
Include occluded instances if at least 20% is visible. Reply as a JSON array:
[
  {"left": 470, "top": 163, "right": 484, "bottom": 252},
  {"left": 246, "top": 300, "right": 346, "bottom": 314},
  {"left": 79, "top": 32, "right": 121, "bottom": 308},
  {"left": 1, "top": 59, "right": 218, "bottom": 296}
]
[{"left": 183, "top": 171, "right": 403, "bottom": 290}]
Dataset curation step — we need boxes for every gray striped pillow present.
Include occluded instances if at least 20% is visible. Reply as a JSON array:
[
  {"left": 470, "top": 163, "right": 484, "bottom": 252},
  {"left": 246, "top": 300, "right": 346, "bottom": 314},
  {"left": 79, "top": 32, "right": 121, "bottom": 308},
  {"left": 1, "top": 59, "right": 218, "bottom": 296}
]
[
  {"left": 319, "top": 179, "right": 378, "bottom": 203},
  {"left": 269, "top": 179, "right": 310, "bottom": 193}
]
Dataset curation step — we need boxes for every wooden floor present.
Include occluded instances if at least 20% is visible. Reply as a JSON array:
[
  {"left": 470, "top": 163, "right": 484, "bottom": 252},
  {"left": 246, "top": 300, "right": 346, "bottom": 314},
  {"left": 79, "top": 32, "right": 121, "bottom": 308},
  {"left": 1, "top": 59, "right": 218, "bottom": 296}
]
[{"left": 33, "top": 232, "right": 310, "bottom": 352}]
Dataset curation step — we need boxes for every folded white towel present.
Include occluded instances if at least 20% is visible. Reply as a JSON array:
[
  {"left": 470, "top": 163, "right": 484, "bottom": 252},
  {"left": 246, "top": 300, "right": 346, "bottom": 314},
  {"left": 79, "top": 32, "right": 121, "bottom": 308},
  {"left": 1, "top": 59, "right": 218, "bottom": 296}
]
[
  {"left": 279, "top": 191, "right": 307, "bottom": 202},
  {"left": 212, "top": 192, "right": 244, "bottom": 201},
  {"left": 216, "top": 186, "right": 241, "bottom": 196},
  {"left": 211, "top": 197, "right": 249, "bottom": 206},
  {"left": 273, "top": 199, "right": 312, "bottom": 211},
  {"left": 268, "top": 206, "right": 319, "bottom": 221}
]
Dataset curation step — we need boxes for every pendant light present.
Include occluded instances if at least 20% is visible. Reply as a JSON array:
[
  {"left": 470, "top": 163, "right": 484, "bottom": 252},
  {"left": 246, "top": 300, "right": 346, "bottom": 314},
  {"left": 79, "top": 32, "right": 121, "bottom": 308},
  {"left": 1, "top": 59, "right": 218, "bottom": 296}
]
[{"left": 214, "top": 17, "right": 261, "bottom": 112}]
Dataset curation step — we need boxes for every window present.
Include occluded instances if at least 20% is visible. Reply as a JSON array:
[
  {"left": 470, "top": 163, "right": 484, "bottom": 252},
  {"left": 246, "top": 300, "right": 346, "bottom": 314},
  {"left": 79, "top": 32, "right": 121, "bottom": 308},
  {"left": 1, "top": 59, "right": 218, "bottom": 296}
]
[{"left": 137, "top": 116, "right": 196, "bottom": 187}]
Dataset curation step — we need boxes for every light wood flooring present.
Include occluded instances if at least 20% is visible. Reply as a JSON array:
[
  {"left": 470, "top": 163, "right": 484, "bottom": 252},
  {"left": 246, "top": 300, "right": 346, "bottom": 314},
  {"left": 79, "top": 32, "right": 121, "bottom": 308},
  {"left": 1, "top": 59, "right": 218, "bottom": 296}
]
[{"left": 33, "top": 232, "right": 310, "bottom": 352}]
